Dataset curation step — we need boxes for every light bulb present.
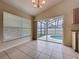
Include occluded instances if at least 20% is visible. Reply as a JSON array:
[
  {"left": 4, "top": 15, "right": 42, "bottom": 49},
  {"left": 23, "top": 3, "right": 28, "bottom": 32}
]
[
  {"left": 32, "top": 0, "right": 46, "bottom": 8},
  {"left": 32, "top": 0, "right": 36, "bottom": 3},
  {"left": 33, "top": 4, "right": 37, "bottom": 8},
  {"left": 39, "top": 5, "right": 42, "bottom": 8},
  {"left": 42, "top": 0, "right": 46, "bottom": 4}
]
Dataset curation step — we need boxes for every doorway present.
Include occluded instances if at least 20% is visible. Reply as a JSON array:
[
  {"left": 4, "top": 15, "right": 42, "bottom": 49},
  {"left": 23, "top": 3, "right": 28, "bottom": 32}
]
[{"left": 37, "top": 16, "right": 64, "bottom": 44}]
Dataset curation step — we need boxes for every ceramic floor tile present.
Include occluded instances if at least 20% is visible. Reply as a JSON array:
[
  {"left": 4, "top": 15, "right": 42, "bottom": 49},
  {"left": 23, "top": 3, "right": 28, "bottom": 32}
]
[
  {"left": 63, "top": 46, "right": 76, "bottom": 57},
  {"left": 27, "top": 45, "right": 39, "bottom": 49},
  {"left": 16, "top": 45, "right": 33, "bottom": 54},
  {"left": 0, "top": 37, "right": 31, "bottom": 53},
  {"left": 16, "top": 44, "right": 29, "bottom": 49},
  {"left": 6, "top": 48, "right": 33, "bottom": 59},
  {"left": 30, "top": 46, "right": 45, "bottom": 52},
  {"left": 37, "top": 54, "right": 50, "bottom": 59},
  {"left": 63, "top": 54, "right": 77, "bottom": 59},
  {"left": 75, "top": 52, "right": 79, "bottom": 59},
  {"left": 0, "top": 40, "right": 78, "bottom": 59},
  {"left": 0, "top": 52, "right": 9, "bottom": 59},
  {"left": 28, "top": 50, "right": 41, "bottom": 59},
  {"left": 40, "top": 48, "right": 52, "bottom": 56},
  {"left": 44, "top": 45, "right": 53, "bottom": 50},
  {"left": 51, "top": 50, "right": 63, "bottom": 59}
]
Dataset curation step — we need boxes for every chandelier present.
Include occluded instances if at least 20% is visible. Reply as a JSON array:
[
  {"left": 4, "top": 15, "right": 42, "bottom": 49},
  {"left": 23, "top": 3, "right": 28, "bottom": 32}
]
[{"left": 32, "top": 0, "right": 46, "bottom": 8}]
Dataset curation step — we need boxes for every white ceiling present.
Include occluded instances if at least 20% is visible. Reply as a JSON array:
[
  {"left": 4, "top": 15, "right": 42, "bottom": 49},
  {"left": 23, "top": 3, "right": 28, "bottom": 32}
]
[{"left": 1, "top": 0, "right": 63, "bottom": 16}]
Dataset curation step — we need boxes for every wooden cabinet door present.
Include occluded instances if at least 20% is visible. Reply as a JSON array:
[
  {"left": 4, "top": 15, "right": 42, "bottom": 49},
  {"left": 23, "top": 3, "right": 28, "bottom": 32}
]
[{"left": 73, "top": 8, "right": 79, "bottom": 24}]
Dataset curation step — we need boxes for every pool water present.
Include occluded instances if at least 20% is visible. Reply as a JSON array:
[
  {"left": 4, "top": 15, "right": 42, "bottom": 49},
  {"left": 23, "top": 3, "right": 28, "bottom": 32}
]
[{"left": 50, "top": 36, "right": 63, "bottom": 40}]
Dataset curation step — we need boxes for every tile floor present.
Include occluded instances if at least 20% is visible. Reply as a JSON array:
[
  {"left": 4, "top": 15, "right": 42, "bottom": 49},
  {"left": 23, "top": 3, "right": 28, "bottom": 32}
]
[
  {"left": 0, "top": 37, "right": 31, "bottom": 53},
  {"left": 0, "top": 40, "right": 79, "bottom": 59}
]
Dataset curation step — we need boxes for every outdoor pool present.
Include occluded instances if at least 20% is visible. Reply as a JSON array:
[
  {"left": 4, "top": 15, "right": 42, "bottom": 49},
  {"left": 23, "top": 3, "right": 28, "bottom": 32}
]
[{"left": 50, "top": 36, "right": 63, "bottom": 40}]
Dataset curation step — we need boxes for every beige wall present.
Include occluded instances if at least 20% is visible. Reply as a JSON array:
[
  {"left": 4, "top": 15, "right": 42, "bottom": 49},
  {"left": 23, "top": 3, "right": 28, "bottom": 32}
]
[
  {"left": 36, "top": 0, "right": 79, "bottom": 47},
  {"left": 0, "top": 2, "right": 32, "bottom": 42}
]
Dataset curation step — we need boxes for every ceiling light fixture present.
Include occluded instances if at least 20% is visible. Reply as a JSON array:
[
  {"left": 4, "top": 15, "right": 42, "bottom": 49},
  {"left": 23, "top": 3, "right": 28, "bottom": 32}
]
[{"left": 32, "top": 0, "right": 46, "bottom": 8}]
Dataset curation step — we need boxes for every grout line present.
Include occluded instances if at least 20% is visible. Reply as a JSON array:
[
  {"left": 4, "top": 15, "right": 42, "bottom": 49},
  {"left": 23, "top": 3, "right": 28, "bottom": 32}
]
[
  {"left": 4, "top": 51, "right": 11, "bottom": 59},
  {"left": 15, "top": 47, "right": 34, "bottom": 59},
  {"left": 50, "top": 49, "right": 53, "bottom": 59},
  {"left": 62, "top": 46, "right": 65, "bottom": 59},
  {"left": 15, "top": 47, "right": 44, "bottom": 59},
  {"left": 15, "top": 45, "right": 50, "bottom": 59}
]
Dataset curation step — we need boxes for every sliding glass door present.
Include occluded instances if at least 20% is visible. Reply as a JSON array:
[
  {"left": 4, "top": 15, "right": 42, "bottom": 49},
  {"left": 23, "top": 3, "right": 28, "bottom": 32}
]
[
  {"left": 47, "top": 16, "right": 64, "bottom": 43},
  {"left": 37, "top": 20, "right": 47, "bottom": 41},
  {"left": 37, "top": 16, "right": 64, "bottom": 43}
]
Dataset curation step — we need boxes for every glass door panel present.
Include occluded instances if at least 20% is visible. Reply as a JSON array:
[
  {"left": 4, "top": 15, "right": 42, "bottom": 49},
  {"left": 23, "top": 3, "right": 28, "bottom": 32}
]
[
  {"left": 37, "top": 21, "right": 47, "bottom": 41},
  {"left": 47, "top": 16, "right": 64, "bottom": 43},
  {"left": 37, "top": 16, "right": 64, "bottom": 44}
]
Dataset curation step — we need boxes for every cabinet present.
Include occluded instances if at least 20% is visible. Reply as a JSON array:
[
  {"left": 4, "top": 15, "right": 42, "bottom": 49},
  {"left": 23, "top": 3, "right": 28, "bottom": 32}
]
[
  {"left": 73, "top": 8, "right": 79, "bottom": 24},
  {"left": 72, "top": 8, "right": 79, "bottom": 52}
]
